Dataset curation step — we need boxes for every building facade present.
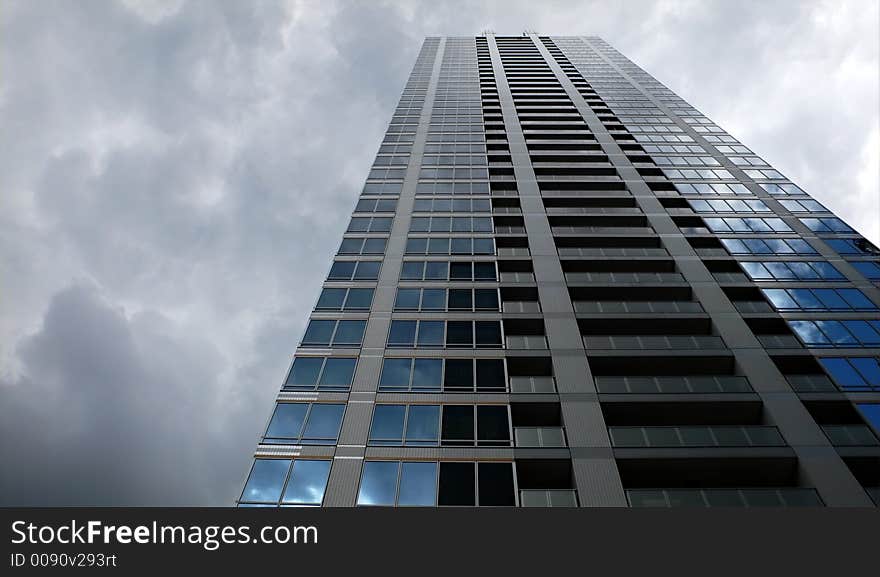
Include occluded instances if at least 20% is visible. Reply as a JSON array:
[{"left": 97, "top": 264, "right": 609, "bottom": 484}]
[{"left": 238, "top": 35, "right": 880, "bottom": 508}]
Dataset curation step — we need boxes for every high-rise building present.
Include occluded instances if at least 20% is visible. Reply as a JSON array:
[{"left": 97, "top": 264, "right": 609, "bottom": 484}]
[{"left": 237, "top": 35, "right": 880, "bottom": 508}]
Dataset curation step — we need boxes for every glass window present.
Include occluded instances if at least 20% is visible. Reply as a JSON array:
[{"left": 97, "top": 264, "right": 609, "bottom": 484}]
[
  {"left": 850, "top": 261, "right": 880, "bottom": 280},
  {"left": 281, "top": 460, "right": 332, "bottom": 506},
  {"left": 388, "top": 321, "right": 417, "bottom": 347},
  {"left": 344, "top": 288, "right": 374, "bottom": 310},
  {"left": 438, "top": 462, "right": 475, "bottom": 506},
  {"left": 302, "top": 320, "right": 335, "bottom": 346},
  {"left": 474, "top": 289, "right": 499, "bottom": 310},
  {"left": 357, "top": 461, "right": 398, "bottom": 506},
  {"left": 316, "top": 288, "right": 346, "bottom": 310},
  {"left": 301, "top": 404, "right": 345, "bottom": 443},
  {"left": 445, "top": 359, "right": 474, "bottom": 390},
  {"left": 851, "top": 357, "right": 880, "bottom": 387},
  {"left": 820, "top": 358, "right": 868, "bottom": 389},
  {"left": 474, "top": 262, "right": 497, "bottom": 280},
  {"left": 370, "top": 405, "right": 406, "bottom": 444},
  {"left": 442, "top": 405, "right": 474, "bottom": 445},
  {"left": 406, "top": 405, "right": 441, "bottom": 445},
  {"left": 477, "top": 405, "right": 510, "bottom": 445},
  {"left": 286, "top": 357, "right": 323, "bottom": 388},
  {"left": 446, "top": 321, "right": 473, "bottom": 346},
  {"left": 478, "top": 462, "right": 515, "bottom": 506},
  {"left": 400, "top": 261, "right": 423, "bottom": 280},
  {"left": 421, "top": 289, "right": 446, "bottom": 310},
  {"left": 856, "top": 404, "right": 880, "bottom": 435},
  {"left": 412, "top": 358, "right": 442, "bottom": 390},
  {"left": 354, "top": 261, "right": 381, "bottom": 280},
  {"left": 328, "top": 261, "right": 356, "bottom": 280},
  {"left": 418, "top": 321, "right": 444, "bottom": 347},
  {"left": 317, "top": 358, "right": 357, "bottom": 389},
  {"left": 362, "top": 238, "right": 387, "bottom": 254},
  {"left": 448, "top": 289, "right": 473, "bottom": 310},
  {"left": 398, "top": 462, "right": 437, "bottom": 506},
  {"left": 264, "top": 404, "right": 308, "bottom": 441},
  {"left": 476, "top": 321, "right": 502, "bottom": 347},
  {"left": 450, "top": 262, "right": 471, "bottom": 280},
  {"left": 333, "top": 320, "right": 366, "bottom": 346},
  {"left": 425, "top": 261, "right": 448, "bottom": 279},
  {"left": 241, "top": 459, "right": 290, "bottom": 504},
  {"left": 379, "top": 358, "right": 412, "bottom": 390},
  {"left": 395, "top": 289, "right": 421, "bottom": 310},
  {"left": 476, "top": 359, "right": 506, "bottom": 391}
]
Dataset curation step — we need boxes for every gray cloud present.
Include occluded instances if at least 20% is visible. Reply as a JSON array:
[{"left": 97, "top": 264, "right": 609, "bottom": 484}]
[{"left": 0, "top": 0, "right": 877, "bottom": 505}]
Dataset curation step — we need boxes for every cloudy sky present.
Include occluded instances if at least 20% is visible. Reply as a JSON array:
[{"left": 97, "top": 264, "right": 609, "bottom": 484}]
[{"left": 1, "top": 0, "right": 877, "bottom": 506}]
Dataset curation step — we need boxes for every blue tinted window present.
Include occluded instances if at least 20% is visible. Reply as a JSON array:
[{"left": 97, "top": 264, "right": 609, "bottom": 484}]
[
  {"left": 406, "top": 405, "right": 441, "bottom": 445},
  {"left": 333, "top": 320, "right": 366, "bottom": 346},
  {"left": 425, "top": 261, "right": 448, "bottom": 279},
  {"left": 405, "top": 238, "right": 427, "bottom": 254},
  {"left": 850, "top": 261, "right": 880, "bottom": 280},
  {"left": 812, "top": 262, "right": 845, "bottom": 279},
  {"left": 344, "top": 288, "right": 374, "bottom": 310},
  {"left": 856, "top": 404, "right": 880, "bottom": 434},
  {"left": 785, "top": 262, "right": 817, "bottom": 279},
  {"left": 850, "top": 358, "right": 880, "bottom": 387},
  {"left": 763, "top": 289, "right": 798, "bottom": 310},
  {"left": 845, "top": 321, "right": 880, "bottom": 346},
  {"left": 789, "top": 321, "right": 830, "bottom": 346},
  {"left": 398, "top": 462, "right": 438, "bottom": 506},
  {"left": 388, "top": 321, "right": 417, "bottom": 347},
  {"left": 370, "top": 405, "right": 406, "bottom": 444},
  {"left": 265, "top": 404, "right": 308, "bottom": 441},
  {"left": 357, "top": 461, "right": 398, "bottom": 506},
  {"left": 241, "top": 459, "right": 290, "bottom": 504},
  {"left": 316, "top": 288, "right": 346, "bottom": 310},
  {"left": 417, "top": 321, "right": 445, "bottom": 347},
  {"left": 421, "top": 289, "right": 446, "bottom": 310},
  {"left": 412, "top": 359, "right": 442, "bottom": 390},
  {"left": 820, "top": 358, "right": 868, "bottom": 389},
  {"left": 363, "top": 238, "right": 386, "bottom": 254},
  {"left": 302, "top": 320, "right": 335, "bottom": 346},
  {"left": 301, "top": 404, "right": 345, "bottom": 443},
  {"left": 281, "top": 460, "right": 331, "bottom": 506},
  {"left": 286, "top": 357, "right": 323, "bottom": 388},
  {"left": 318, "top": 357, "right": 356, "bottom": 389},
  {"left": 328, "top": 261, "right": 355, "bottom": 279},
  {"left": 395, "top": 289, "right": 421, "bottom": 310},
  {"left": 817, "top": 321, "right": 858, "bottom": 345},
  {"left": 400, "top": 261, "right": 423, "bottom": 280},
  {"left": 353, "top": 261, "right": 380, "bottom": 280},
  {"left": 379, "top": 358, "right": 412, "bottom": 389}
]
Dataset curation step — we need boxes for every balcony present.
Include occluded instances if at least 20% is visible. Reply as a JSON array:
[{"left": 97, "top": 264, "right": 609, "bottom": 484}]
[
  {"left": 520, "top": 490, "right": 578, "bottom": 507},
  {"left": 584, "top": 335, "right": 726, "bottom": 350},
  {"left": 574, "top": 301, "right": 703, "bottom": 314},
  {"left": 596, "top": 375, "right": 752, "bottom": 394},
  {"left": 610, "top": 426, "right": 785, "bottom": 448},
  {"left": 565, "top": 271, "right": 684, "bottom": 284},
  {"left": 821, "top": 425, "right": 880, "bottom": 447},
  {"left": 509, "top": 376, "right": 556, "bottom": 393},
  {"left": 627, "top": 488, "right": 822, "bottom": 507}
]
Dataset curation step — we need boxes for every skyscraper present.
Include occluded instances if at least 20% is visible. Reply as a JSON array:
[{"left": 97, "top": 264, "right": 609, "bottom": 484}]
[{"left": 237, "top": 34, "right": 880, "bottom": 508}]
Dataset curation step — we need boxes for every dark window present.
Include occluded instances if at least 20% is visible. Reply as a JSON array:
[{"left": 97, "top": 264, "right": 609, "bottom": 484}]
[
  {"left": 442, "top": 405, "right": 474, "bottom": 445},
  {"left": 448, "top": 289, "right": 473, "bottom": 310},
  {"left": 477, "top": 405, "right": 511, "bottom": 446},
  {"left": 474, "top": 289, "right": 499, "bottom": 310},
  {"left": 475, "top": 321, "right": 502, "bottom": 347},
  {"left": 445, "top": 359, "right": 474, "bottom": 390},
  {"left": 476, "top": 359, "right": 506, "bottom": 391},
  {"left": 478, "top": 463, "right": 516, "bottom": 506},
  {"left": 446, "top": 321, "right": 473, "bottom": 347},
  {"left": 439, "top": 463, "right": 476, "bottom": 506}
]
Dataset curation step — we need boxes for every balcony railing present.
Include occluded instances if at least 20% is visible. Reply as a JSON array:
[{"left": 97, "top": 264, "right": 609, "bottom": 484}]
[
  {"left": 557, "top": 247, "right": 668, "bottom": 257},
  {"left": 514, "top": 427, "right": 567, "bottom": 447},
  {"left": 609, "top": 425, "right": 786, "bottom": 448},
  {"left": 627, "top": 488, "right": 822, "bottom": 507},
  {"left": 565, "top": 272, "right": 684, "bottom": 284},
  {"left": 509, "top": 376, "right": 556, "bottom": 393},
  {"left": 520, "top": 490, "right": 578, "bottom": 507},
  {"left": 596, "top": 375, "right": 752, "bottom": 394},
  {"left": 574, "top": 301, "right": 703, "bottom": 314},
  {"left": 506, "top": 335, "right": 549, "bottom": 350},
  {"left": 821, "top": 424, "right": 880, "bottom": 446},
  {"left": 584, "top": 335, "right": 726, "bottom": 350}
]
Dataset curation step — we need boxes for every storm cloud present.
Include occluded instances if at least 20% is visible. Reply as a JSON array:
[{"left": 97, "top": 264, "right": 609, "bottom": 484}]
[{"left": 0, "top": 0, "right": 877, "bottom": 505}]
